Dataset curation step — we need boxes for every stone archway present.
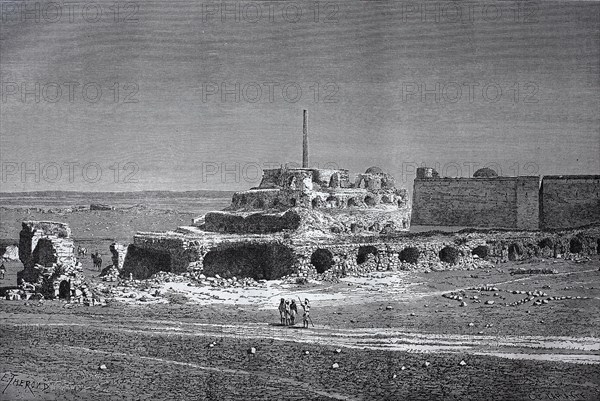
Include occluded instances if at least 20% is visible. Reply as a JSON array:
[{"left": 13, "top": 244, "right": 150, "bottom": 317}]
[
  {"left": 310, "top": 249, "right": 334, "bottom": 274},
  {"left": 357, "top": 245, "right": 378, "bottom": 265},
  {"left": 364, "top": 195, "right": 376, "bottom": 207}
]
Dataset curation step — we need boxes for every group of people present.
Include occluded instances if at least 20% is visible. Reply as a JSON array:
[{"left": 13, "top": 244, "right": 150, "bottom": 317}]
[{"left": 278, "top": 298, "right": 311, "bottom": 328}]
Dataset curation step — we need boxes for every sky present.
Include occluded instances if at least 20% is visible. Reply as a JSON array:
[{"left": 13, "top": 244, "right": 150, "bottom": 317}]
[{"left": 0, "top": 0, "right": 598, "bottom": 193}]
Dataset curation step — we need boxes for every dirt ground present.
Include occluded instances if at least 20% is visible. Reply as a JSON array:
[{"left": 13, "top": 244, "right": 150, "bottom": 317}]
[{"left": 1, "top": 257, "right": 599, "bottom": 400}]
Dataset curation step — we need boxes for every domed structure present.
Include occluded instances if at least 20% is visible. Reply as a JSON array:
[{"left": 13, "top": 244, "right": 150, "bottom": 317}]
[
  {"left": 365, "top": 166, "right": 384, "bottom": 175},
  {"left": 473, "top": 168, "right": 498, "bottom": 178}
]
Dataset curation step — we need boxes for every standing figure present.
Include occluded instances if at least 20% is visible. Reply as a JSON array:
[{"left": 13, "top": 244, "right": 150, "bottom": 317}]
[
  {"left": 278, "top": 298, "right": 287, "bottom": 326},
  {"left": 300, "top": 298, "right": 311, "bottom": 328},
  {"left": 0, "top": 262, "right": 5, "bottom": 280},
  {"left": 284, "top": 300, "right": 291, "bottom": 326},
  {"left": 289, "top": 299, "right": 298, "bottom": 325}
]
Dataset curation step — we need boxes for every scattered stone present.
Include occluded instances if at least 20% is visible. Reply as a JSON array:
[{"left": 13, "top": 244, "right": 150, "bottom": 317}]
[
  {"left": 468, "top": 322, "right": 475, "bottom": 327},
  {"left": 304, "top": 351, "right": 310, "bottom": 355},
  {"left": 335, "top": 349, "right": 341, "bottom": 353},
  {"left": 485, "top": 300, "right": 494, "bottom": 305},
  {"left": 386, "top": 305, "right": 393, "bottom": 310},
  {"left": 459, "top": 360, "right": 467, "bottom": 366},
  {"left": 98, "top": 364, "right": 107, "bottom": 370},
  {"left": 460, "top": 301, "right": 467, "bottom": 307},
  {"left": 400, "top": 366, "right": 406, "bottom": 371},
  {"left": 332, "top": 363, "right": 339, "bottom": 369},
  {"left": 248, "top": 347, "right": 256, "bottom": 355},
  {"left": 423, "top": 361, "right": 430, "bottom": 367}
]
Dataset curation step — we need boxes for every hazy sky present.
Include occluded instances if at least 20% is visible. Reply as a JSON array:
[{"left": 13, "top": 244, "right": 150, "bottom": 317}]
[{"left": 1, "top": 1, "right": 598, "bottom": 193}]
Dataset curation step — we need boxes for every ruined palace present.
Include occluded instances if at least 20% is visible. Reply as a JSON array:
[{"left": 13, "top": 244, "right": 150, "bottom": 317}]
[{"left": 115, "top": 111, "right": 600, "bottom": 282}]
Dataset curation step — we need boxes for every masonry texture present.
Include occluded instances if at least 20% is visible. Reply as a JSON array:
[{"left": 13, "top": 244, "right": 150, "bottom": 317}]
[
  {"left": 540, "top": 176, "right": 600, "bottom": 229},
  {"left": 412, "top": 168, "right": 599, "bottom": 230},
  {"left": 412, "top": 176, "right": 539, "bottom": 230},
  {"left": 14, "top": 221, "right": 93, "bottom": 301}
]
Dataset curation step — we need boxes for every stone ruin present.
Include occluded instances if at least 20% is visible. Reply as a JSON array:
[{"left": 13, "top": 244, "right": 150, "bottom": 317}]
[
  {"left": 9, "top": 221, "right": 95, "bottom": 303},
  {"left": 118, "top": 111, "right": 600, "bottom": 282}
]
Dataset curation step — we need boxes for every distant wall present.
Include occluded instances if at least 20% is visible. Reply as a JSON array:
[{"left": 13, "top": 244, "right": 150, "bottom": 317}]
[
  {"left": 541, "top": 176, "right": 600, "bottom": 229},
  {"left": 411, "top": 177, "right": 540, "bottom": 230}
]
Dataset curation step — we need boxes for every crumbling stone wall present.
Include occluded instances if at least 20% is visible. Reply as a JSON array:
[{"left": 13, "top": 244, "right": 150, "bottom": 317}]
[
  {"left": 16, "top": 221, "right": 91, "bottom": 300},
  {"left": 19, "top": 221, "right": 72, "bottom": 268},
  {"left": 204, "top": 210, "right": 302, "bottom": 234},
  {"left": 540, "top": 176, "right": 600, "bottom": 229},
  {"left": 110, "top": 242, "right": 128, "bottom": 270},
  {"left": 128, "top": 226, "right": 599, "bottom": 281},
  {"left": 412, "top": 176, "right": 540, "bottom": 230}
]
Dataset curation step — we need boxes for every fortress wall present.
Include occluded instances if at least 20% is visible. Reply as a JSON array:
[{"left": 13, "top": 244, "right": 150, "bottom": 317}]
[
  {"left": 541, "top": 176, "right": 600, "bottom": 229},
  {"left": 516, "top": 177, "right": 541, "bottom": 230},
  {"left": 411, "top": 178, "right": 533, "bottom": 229}
]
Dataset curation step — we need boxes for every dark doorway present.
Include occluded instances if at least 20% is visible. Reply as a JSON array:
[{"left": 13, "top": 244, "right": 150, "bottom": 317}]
[
  {"left": 58, "top": 280, "right": 70, "bottom": 299},
  {"left": 311, "top": 249, "right": 334, "bottom": 274},
  {"left": 357, "top": 246, "right": 378, "bottom": 265}
]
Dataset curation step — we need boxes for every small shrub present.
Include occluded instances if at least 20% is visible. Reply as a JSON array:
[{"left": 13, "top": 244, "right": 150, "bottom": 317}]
[
  {"left": 439, "top": 246, "right": 460, "bottom": 264},
  {"left": 296, "top": 277, "right": 308, "bottom": 285},
  {"left": 399, "top": 247, "right": 420, "bottom": 264},
  {"left": 471, "top": 245, "right": 489, "bottom": 259}
]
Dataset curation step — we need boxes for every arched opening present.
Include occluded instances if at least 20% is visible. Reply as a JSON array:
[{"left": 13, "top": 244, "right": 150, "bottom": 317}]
[
  {"left": 538, "top": 238, "right": 554, "bottom": 249},
  {"left": 508, "top": 243, "right": 522, "bottom": 261},
  {"left": 202, "top": 244, "right": 296, "bottom": 280},
  {"left": 58, "top": 280, "right": 70, "bottom": 299},
  {"left": 347, "top": 198, "right": 359, "bottom": 207},
  {"left": 310, "top": 248, "right": 334, "bottom": 274},
  {"left": 399, "top": 247, "right": 420, "bottom": 264},
  {"left": 326, "top": 195, "right": 338, "bottom": 207},
  {"left": 471, "top": 245, "right": 489, "bottom": 259},
  {"left": 570, "top": 237, "right": 583, "bottom": 254},
  {"left": 357, "top": 245, "right": 378, "bottom": 265},
  {"left": 364, "top": 195, "right": 376, "bottom": 207},
  {"left": 439, "top": 246, "right": 460, "bottom": 264}
]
